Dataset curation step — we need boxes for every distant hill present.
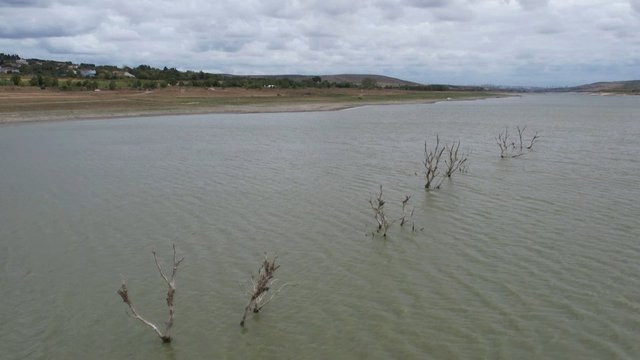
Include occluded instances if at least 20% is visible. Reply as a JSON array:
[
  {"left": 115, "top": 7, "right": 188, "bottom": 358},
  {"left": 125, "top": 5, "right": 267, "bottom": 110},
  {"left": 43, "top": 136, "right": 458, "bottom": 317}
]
[
  {"left": 243, "top": 73, "right": 421, "bottom": 87},
  {"left": 1, "top": 53, "right": 428, "bottom": 89},
  {"left": 318, "top": 74, "right": 421, "bottom": 87},
  {"left": 0, "top": 53, "right": 504, "bottom": 92},
  {"left": 553, "top": 80, "right": 640, "bottom": 94}
]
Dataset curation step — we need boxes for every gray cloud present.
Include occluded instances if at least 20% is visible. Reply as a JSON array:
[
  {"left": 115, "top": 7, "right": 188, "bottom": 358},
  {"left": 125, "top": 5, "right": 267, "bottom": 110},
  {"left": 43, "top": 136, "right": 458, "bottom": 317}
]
[
  {"left": 517, "top": 0, "right": 549, "bottom": 10},
  {"left": 405, "top": 0, "right": 448, "bottom": 8},
  {"left": 0, "top": 0, "right": 638, "bottom": 86},
  {"left": 0, "top": 0, "right": 50, "bottom": 7},
  {"left": 0, "top": 5, "right": 99, "bottom": 38}
]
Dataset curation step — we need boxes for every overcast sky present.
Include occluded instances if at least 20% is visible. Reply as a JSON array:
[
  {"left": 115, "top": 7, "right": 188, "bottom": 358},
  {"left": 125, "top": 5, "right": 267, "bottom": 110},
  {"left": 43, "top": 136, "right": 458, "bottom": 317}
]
[{"left": 1, "top": 0, "right": 639, "bottom": 86}]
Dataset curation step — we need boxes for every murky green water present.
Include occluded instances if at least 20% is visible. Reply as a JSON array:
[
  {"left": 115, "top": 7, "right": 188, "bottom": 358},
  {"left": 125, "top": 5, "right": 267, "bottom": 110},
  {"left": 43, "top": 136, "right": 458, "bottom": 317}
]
[{"left": 1, "top": 94, "right": 639, "bottom": 359}]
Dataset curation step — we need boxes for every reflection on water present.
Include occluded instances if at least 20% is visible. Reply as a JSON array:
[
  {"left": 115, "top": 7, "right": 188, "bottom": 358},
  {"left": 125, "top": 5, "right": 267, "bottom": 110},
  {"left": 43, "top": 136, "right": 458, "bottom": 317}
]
[{"left": 1, "top": 94, "right": 639, "bottom": 359}]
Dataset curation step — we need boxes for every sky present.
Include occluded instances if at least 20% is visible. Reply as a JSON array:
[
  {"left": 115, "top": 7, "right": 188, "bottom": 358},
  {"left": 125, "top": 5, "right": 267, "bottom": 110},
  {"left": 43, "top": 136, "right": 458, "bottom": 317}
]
[{"left": 1, "top": 0, "right": 639, "bottom": 87}]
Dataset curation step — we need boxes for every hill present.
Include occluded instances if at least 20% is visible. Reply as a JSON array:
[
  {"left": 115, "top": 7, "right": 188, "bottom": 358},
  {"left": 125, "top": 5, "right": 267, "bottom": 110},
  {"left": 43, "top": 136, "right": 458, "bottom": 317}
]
[
  {"left": 234, "top": 74, "right": 421, "bottom": 87},
  {"left": 316, "top": 74, "right": 420, "bottom": 87},
  {"left": 1, "top": 53, "right": 428, "bottom": 89},
  {"left": 554, "top": 80, "right": 640, "bottom": 94}
]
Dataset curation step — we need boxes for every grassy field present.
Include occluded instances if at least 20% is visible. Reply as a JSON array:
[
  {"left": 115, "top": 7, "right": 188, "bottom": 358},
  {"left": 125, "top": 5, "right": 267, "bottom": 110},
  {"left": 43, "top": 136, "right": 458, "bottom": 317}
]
[{"left": 0, "top": 86, "right": 504, "bottom": 123}]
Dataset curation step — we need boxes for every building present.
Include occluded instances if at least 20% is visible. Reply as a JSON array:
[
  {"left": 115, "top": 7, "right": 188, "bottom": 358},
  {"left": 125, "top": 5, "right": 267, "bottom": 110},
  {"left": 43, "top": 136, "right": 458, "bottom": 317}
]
[
  {"left": 79, "top": 69, "right": 96, "bottom": 77},
  {"left": 0, "top": 66, "right": 20, "bottom": 74}
]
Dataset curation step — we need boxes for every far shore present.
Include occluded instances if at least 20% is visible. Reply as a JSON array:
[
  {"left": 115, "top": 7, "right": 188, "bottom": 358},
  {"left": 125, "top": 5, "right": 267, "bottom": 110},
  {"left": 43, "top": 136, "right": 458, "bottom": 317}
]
[{"left": 0, "top": 87, "right": 509, "bottom": 125}]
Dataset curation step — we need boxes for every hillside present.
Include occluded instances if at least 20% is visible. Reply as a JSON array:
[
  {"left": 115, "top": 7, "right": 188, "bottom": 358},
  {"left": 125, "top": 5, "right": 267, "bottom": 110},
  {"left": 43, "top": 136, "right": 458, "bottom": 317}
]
[
  {"left": 234, "top": 74, "right": 421, "bottom": 87},
  {"left": 317, "top": 74, "right": 421, "bottom": 87},
  {"left": 0, "top": 53, "right": 427, "bottom": 89},
  {"left": 556, "top": 80, "right": 640, "bottom": 94}
]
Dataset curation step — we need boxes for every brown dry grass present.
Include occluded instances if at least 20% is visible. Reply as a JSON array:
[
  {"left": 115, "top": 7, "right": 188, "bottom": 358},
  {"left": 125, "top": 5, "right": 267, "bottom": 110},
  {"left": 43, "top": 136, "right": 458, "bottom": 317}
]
[{"left": 0, "top": 87, "right": 502, "bottom": 123}]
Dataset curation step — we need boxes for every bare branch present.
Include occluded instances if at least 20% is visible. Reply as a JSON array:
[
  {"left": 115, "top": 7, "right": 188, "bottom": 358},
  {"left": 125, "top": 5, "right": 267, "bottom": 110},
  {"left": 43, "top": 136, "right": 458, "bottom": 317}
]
[
  {"left": 241, "top": 254, "right": 281, "bottom": 327},
  {"left": 516, "top": 126, "right": 525, "bottom": 153},
  {"left": 368, "top": 185, "right": 391, "bottom": 236},
  {"left": 399, "top": 195, "right": 411, "bottom": 226},
  {"left": 496, "top": 126, "right": 540, "bottom": 158},
  {"left": 496, "top": 127, "right": 509, "bottom": 158},
  {"left": 153, "top": 250, "right": 170, "bottom": 285},
  {"left": 424, "top": 135, "right": 445, "bottom": 190},
  {"left": 256, "top": 282, "right": 293, "bottom": 311},
  {"left": 444, "top": 140, "right": 468, "bottom": 177},
  {"left": 526, "top": 131, "right": 540, "bottom": 149},
  {"left": 118, "top": 244, "right": 184, "bottom": 343},
  {"left": 117, "top": 280, "right": 165, "bottom": 339}
]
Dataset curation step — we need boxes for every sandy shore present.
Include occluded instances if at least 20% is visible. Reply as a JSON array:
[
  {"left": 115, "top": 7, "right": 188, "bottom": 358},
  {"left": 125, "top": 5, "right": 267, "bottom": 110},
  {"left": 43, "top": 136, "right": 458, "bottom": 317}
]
[{"left": 0, "top": 87, "right": 507, "bottom": 125}]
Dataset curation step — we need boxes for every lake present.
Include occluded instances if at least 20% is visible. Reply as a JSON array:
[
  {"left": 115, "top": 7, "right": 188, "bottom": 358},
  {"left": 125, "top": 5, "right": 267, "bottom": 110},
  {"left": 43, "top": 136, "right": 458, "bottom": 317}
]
[{"left": 1, "top": 93, "right": 639, "bottom": 359}]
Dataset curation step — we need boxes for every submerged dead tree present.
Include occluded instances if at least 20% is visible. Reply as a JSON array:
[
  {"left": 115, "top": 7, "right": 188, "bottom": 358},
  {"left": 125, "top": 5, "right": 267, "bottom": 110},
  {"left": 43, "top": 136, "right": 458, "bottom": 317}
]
[
  {"left": 423, "top": 135, "right": 445, "bottom": 190},
  {"left": 369, "top": 185, "right": 391, "bottom": 236},
  {"left": 399, "top": 195, "right": 411, "bottom": 227},
  {"left": 497, "top": 126, "right": 540, "bottom": 158},
  {"left": 444, "top": 140, "right": 468, "bottom": 177},
  {"left": 117, "top": 244, "right": 184, "bottom": 343},
  {"left": 399, "top": 195, "right": 418, "bottom": 232},
  {"left": 241, "top": 255, "right": 281, "bottom": 327}
]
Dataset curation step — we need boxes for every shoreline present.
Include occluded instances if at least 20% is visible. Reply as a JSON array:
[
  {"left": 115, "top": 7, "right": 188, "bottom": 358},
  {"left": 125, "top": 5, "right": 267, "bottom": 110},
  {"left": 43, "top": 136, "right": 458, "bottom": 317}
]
[{"left": 0, "top": 88, "right": 510, "bottom": 126}]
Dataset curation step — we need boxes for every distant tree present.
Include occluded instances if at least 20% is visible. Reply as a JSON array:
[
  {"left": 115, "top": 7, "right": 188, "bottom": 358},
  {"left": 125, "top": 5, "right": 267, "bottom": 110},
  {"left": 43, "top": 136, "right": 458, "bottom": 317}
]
[
  {"left": 335, "top": 82, "right": 352, "bottom": 88},
  {"left": 108, "top": 80, "right": 117, "bottom": 90},
  {"left": 11, "top": 74, "right": 21, "bottom": 86},
  {"left": 361, "top": 78, "right": 377, "bottom": 89},
  {"left": 60, "top": 79, "right": 72, "bottom": 91},
  {"left": 84, "top": 80, "right": 98, "bottom": 90},
  {"left": 29, "top": 74, "right": 44, "bottom": 87},
  {"left": 0, "top": 53, "right": 20, "bottom": 62},
  {"left": 144, "top": 80, "right": 157, "bottom": 89},
  {"left": 42, "top": 77, "right": 58, "bottom": 88},
  {"left": 312, "top": 76, "right": 321, "bottom": 83}
]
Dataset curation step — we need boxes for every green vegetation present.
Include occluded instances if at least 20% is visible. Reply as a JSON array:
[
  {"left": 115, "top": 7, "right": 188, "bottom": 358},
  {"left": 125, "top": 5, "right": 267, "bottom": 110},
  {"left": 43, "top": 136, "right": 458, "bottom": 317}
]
[{"left": 0, "top": 52, "right": 491, "bottom": 92}]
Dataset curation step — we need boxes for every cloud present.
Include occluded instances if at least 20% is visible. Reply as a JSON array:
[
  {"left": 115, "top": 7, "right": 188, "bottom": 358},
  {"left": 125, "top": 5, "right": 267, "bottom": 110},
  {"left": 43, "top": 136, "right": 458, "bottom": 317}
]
[
  {"left": 517, "top": 0, "right": 549, "bottom": 10},
  {"left": 0, "top": 0, "right": 50, "bottom": 7},
  {"left": 405, "top": 0, "right": 448, "bottom": 8},
  {"left": 0, "top": 5, "right": 99, "bottom": 38},
  {"left": 0, "top": 0, "right": 638, "bottom": 86}
]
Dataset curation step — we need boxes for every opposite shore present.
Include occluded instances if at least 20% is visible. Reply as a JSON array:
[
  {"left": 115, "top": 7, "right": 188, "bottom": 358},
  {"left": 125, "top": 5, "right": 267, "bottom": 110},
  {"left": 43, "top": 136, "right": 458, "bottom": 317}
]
[{"left": 0, "top": 87, "right": 509, "bottom": 124}]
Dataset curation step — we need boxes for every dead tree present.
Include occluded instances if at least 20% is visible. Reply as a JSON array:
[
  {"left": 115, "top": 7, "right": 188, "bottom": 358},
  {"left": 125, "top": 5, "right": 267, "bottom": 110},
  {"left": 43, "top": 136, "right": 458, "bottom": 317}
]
[
  {"left": 526, "top": 131, "right": 540, "bottom": 149},
  {"left": 444, "top": 140, "right": 468, "bottom": 177},
  {"left": 369, "top": 185, "right": 391, "bottom": 236},
  {"left": 117, "top": 244, "right": 184, "bottom": 343},
  {"left": 399, "top": 195, "right": 411, "bottom": 227},
  {"left": 398, "top": 195, "right": 418, "bottom": 232},
  {"left": 496, "top": 127, "right": 514, "bottom": 158},
  {"left": 423, "top": 135, "right": 445, "bottom": 190},
  {"left": 240, "top": 255, "right": 281, "bottom": 327},
  {"left": 496, "top": 126, "right": 540, "bottom": 158}
]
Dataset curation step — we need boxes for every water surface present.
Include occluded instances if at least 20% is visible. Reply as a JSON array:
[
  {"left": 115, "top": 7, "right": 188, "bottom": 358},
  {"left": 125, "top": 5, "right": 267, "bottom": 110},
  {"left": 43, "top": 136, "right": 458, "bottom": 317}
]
[{"left": 1, "top": 94, "right": 639, "bottom": 359}]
